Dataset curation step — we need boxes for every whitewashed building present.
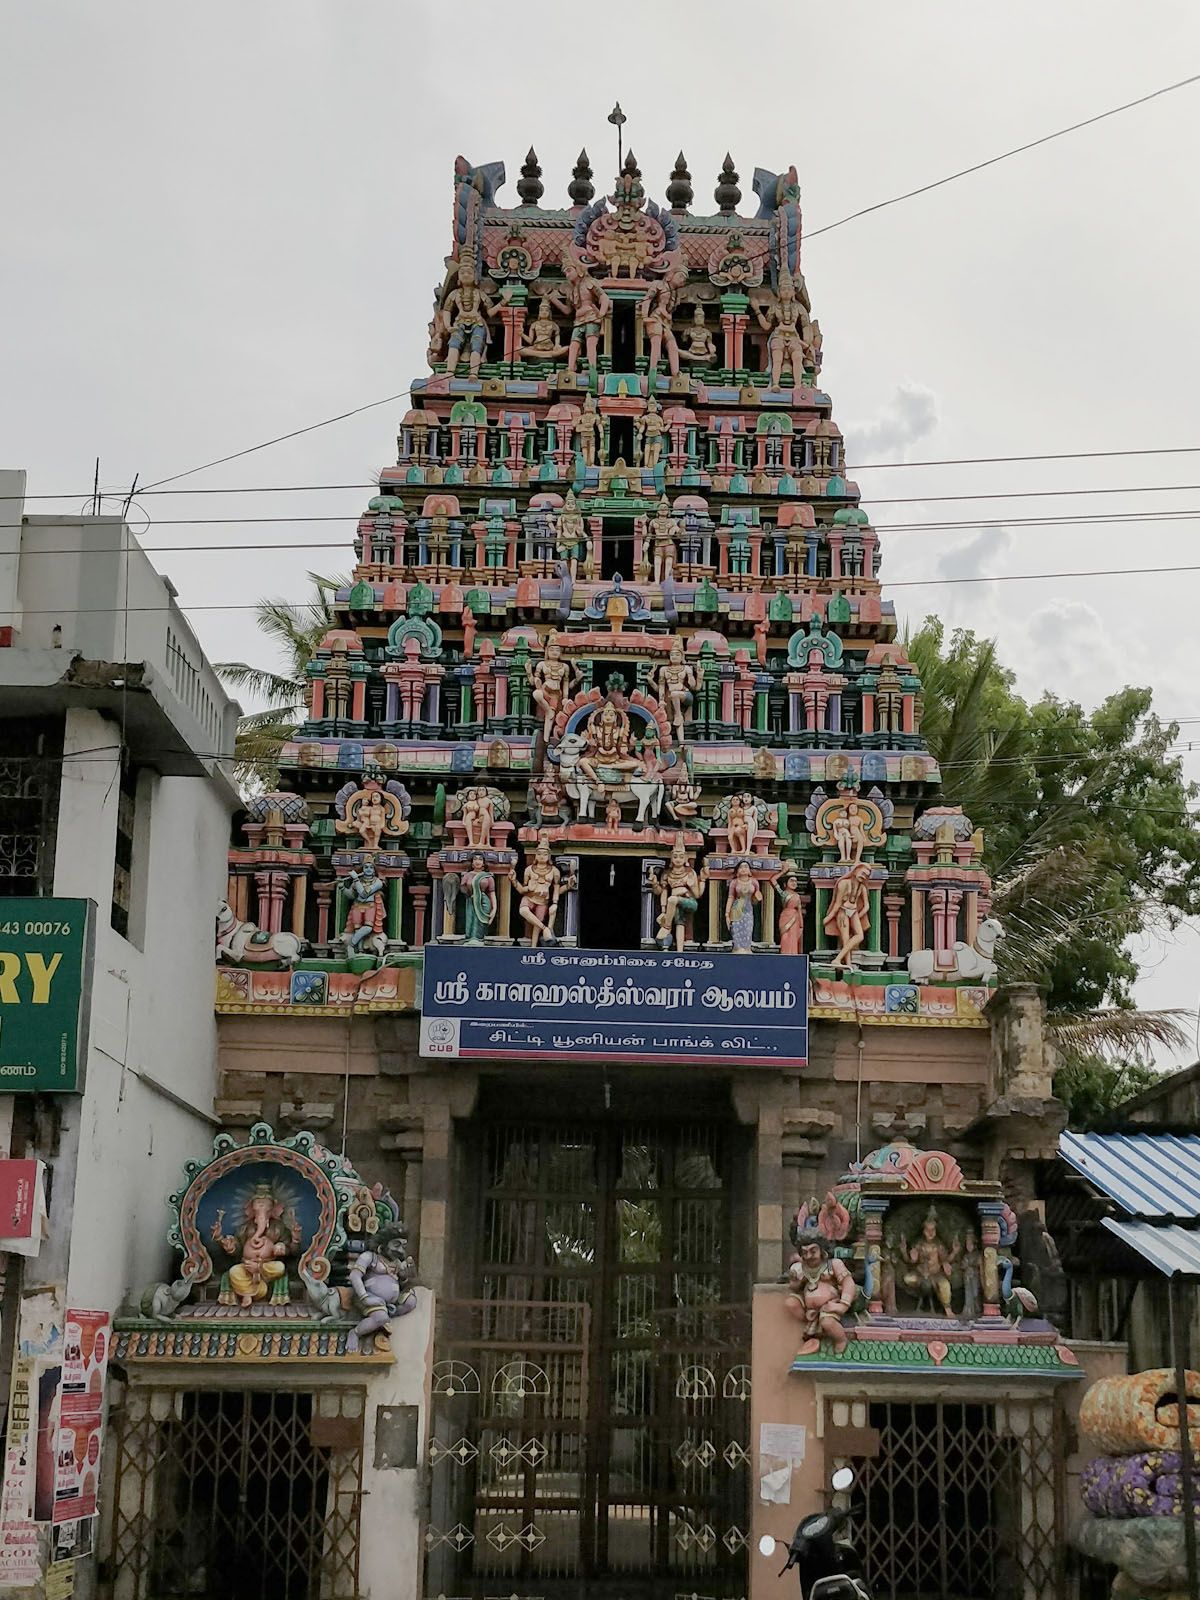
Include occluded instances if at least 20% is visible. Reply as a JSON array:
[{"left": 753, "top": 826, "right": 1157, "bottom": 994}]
[{"left": 0, "top": 467, "right": 240, "bottom": 1587}]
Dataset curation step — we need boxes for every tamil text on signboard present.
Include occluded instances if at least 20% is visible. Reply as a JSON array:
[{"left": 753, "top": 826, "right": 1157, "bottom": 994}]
[
  {"left": 421, "top": 945, "right": 808, "bottom": 1067},
  {"left": 0, "top": 901, "right": 95, "bottom": 1094}
]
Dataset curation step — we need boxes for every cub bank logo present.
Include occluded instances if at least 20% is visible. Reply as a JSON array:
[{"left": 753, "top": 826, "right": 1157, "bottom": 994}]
[{"left": 422, "top": 1017, "right": 460, "bottom": 1056}]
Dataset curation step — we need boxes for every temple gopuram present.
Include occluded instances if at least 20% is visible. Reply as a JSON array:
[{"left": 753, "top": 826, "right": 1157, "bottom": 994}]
[{"left": 110, "top": 145, "right": 1101, "bottom": 1600}]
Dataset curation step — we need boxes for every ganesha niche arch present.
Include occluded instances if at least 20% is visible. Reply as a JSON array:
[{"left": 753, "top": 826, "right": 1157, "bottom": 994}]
[{"left": 129, "top": 1123, "right": 416, "bottom": 1363}]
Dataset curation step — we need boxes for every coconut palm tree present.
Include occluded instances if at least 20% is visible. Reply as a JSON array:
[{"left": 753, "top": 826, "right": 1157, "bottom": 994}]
[
  {"left": 907, "top": 623, "right": 1190, "bottom": 1065},
  {"left": 216, "top": 573, "right": 346, "bottom": 790}
]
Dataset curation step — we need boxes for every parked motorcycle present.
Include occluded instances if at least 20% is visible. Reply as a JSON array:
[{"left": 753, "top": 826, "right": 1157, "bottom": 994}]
[{"left": 757, "top": 1465, "right": 871, "bottom": 1600}]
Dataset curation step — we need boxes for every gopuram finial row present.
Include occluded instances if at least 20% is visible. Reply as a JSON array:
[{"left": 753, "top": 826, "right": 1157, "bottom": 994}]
[{"left": 507, "top": 136, "right": 747, "bottom": 216}]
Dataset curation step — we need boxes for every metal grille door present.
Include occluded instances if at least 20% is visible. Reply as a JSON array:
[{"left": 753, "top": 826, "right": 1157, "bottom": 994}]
[
  {"left": 105, "top": 1386, "right": 365, "bottom": 1600},
  {"left": 851, "top": 1400, "right": 1067, "bottom": 1600},
  {"left": 426, "top": 1121, "right": 752, "bottom": 1600}
]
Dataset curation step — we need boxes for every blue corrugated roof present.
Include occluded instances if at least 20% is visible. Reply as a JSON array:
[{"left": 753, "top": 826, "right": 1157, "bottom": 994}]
[
  {"left": 1102, "top": 1219, "right": 1200, "bottom": 1278},
  {"left": 1059, "top": 1130, "right": 1200, "bottom": 1221}
]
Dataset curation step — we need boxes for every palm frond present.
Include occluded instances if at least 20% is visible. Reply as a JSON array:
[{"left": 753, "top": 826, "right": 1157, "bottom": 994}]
[
  {"left": 215, "top": 662, "right": 304, "bottom": 707},
  {"left": 1048, "top": 1008, "right": 1191, "bottom": 1061}
]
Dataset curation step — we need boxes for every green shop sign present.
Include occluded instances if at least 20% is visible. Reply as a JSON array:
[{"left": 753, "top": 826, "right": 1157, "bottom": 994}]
[{"left": 0, "top": 899, "right": 95, "bottom": 1092}]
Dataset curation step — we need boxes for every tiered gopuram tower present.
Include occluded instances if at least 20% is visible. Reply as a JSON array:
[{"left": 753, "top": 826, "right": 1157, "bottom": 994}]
[
  {"left": 189, "top": 145, "right": 1078, "bottom": 1600},
  {"left": 221, "top": 148, "right": 998, "bottom": 1017}
]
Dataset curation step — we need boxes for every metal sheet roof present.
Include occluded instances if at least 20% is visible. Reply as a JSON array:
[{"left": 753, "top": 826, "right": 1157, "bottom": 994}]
[
  {"left": 1059, "top": 1130, "right": 1200, "bottom": 1221},
  {"left": 1102, "top": 1219, "right": 1200, "bottom": 1278}
]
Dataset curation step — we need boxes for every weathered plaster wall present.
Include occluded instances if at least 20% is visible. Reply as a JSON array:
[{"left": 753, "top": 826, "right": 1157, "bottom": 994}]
[
  {"left": 52, "top": 706, "right": 232, "bottom": 1310},
  {"left": 358, "top": 1289, "right": 434, "bottom": 1600}
]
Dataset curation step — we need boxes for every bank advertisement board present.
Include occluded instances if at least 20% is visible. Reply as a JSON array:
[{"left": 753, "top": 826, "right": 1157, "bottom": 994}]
[
  {"left": 421, "top": 945, "right": 808, "bottom": 1067},
  {"left": 0, "top": 900, "right": 95, "bottom": 1094}
]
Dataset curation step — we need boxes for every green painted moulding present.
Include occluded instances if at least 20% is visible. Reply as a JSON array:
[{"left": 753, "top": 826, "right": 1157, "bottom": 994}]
[{"left": 791, "top": 1340, "right": 1081, "bottom": 1378}]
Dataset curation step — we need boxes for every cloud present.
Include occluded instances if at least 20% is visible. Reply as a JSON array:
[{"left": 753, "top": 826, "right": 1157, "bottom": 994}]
[
  {"left": 935, "top": 524, "right": 1011, "bottom": 582},
  {"left": 1019, "top": 598, "right": 1110, "bottom": 703},
  {"left": 846, "top": 383, "right": 939, "bottom": 461}
]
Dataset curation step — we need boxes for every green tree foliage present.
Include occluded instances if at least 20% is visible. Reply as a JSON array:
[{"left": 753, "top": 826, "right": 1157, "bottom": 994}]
[
  {"left": 216, "top": 573, "right": 345, "bottom": 790},
  {"left": 1053, "top": 1055, "right": 1163, "bottom": 1131},
  {"left": 908, "top": 619, "right": 1198, "bottom": 1055}
]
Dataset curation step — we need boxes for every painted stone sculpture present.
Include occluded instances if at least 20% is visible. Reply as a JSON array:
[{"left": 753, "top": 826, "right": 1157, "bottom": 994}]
[
  {"left": 133, "top": 1124, "right": 414, "bottom": 1362},
  {"left": 459, "top": 853, "right": 497, "bottom": 943},
  {"left": 334, "top": 778, "right": 411, "bottom": 851},
  {"left": 210, "top": 1184, "right": 300, "bottom": 1308},
  {"left": 649, "top": 837, "right": 707, "bottom": 951},
  {"left": 725, "top": 859, "right": 761, "bottom": 952},
  {"left": 823, "top": 863, "right": 871, "bottom": 968},
  {"left": 340, "top": 858, "right": 388, "bottom": 957},
  {"left": 348, "top": 1226, "right": 417, "bottom": 1353},
  {"left": 515, "top": 836, "right": 572, "bottom": 946},
  {"left": 785, "top": 1228, "right": 855, "bottom": 1355}
]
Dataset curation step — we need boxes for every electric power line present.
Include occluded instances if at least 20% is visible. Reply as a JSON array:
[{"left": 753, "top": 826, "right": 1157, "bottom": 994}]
[
  {"left": 17, "top": 69, "right": 1200, "bottom": 513},
  {"left": 11, "top": 445, "right": 1200, "bottom": 505},
  {"left": 11, "top": 503, "right": 1200, "bottom": 561},
  {"left": 805, "top": 70, "right": 1200, "bottom": 240},
  {"left": 135, "top": 388, "right": 415, "bottom": 493},
  {"left": 5, "top": 557, "right": 1200, "bottom": 618}
]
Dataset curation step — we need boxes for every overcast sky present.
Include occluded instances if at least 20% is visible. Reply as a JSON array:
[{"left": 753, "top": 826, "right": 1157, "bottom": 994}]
[{"left": 4, "top": 0, "right": 1200, "bottom": 1050}]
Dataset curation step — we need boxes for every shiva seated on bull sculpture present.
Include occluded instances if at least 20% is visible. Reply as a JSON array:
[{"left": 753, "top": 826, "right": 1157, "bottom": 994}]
[{"left": 545, "top": 679, "right": 686, "bottom": 830}]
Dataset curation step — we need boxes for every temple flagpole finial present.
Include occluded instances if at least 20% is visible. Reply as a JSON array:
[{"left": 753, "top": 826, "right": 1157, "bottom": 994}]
[{"left": 607, "top": 101, "right": 627, "bottom": 172}]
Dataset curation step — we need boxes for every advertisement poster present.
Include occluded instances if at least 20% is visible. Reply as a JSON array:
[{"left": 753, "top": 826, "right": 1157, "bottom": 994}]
[
  {"left": 0, "top": 1161, "right": 44, "bottom": 1241},
  {"left": 0, "top": 898, "right": 95, "bottom": 1093},
  {"left": 0, "top": 1357, "right": 40, "bottom": 1584},
  {"left": 421, "top": 944, "right": 809, "bottom": 1067},
  {"left": 45, "top": 1558, "right": 76, "bottom": 1599},
  {"left": 51, "top": 1311, "right": 110, "bottom": 1527}
]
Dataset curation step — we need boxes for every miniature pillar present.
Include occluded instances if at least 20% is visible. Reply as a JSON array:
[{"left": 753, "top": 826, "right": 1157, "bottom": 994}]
[
  {"left": 388, "top": 875, "right": 405, "bottom": 946},
  {"left": 291, "top": 872, "right": 308, "bottom": 939},
  {"left": 497, "top": 877, "right": 512, "bottom": 940},
  {"left": 410, "top": 883, "right": 430, "bottom": 949},
  {"left": 884, "top": 893, "right": 904, "bottom": 960},
  {"left": 910, "top": 888, "right": 925, "bottom": 955},
  {"left": 315, "top": 881, "right": 335, "bottom": 945}
]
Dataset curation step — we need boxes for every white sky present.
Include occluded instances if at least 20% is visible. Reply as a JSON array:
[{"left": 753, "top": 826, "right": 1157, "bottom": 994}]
[{"left": 4, "top": 0, "right": 1200, "bottom": 1055}]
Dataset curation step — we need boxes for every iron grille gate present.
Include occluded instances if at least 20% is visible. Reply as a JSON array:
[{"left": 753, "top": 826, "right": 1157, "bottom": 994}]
[
  {"left": 426, "top": 1120, "right": 752, "bottom": 1600},
  {"left": 848, "top": 1399, "right": 1068, "bottom": 1600},
  {"left": 104, "top": 1385, "right": 365, "bottom": 1600}
]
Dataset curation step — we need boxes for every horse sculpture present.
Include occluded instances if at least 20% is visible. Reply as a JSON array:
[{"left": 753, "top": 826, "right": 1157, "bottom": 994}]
[
  {"left": 216, "top": 901, "right": 307, "bottom": 968},
  {"left": 907, "top": 916, "right": 1003, "bottom": 983}
]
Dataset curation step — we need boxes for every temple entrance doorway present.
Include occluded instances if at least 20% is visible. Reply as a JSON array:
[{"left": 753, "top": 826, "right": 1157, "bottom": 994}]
[
  {"left": 426, "top": 1112, "right": 752, "bottom": 1600},
  {"left": 105, "top": 1385, "right": 366, "bottom": 1600},
  {"left": 578, "top": 854, "right": 642, "bottom": 949},
  {"left": 849, "top": 1399, "right": 1066, "bottom": 1600}
]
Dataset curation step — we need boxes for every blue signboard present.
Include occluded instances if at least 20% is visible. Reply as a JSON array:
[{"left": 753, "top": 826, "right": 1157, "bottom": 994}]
[{"left": 420, "top": 945, "right": 808, "bottom": 1067}]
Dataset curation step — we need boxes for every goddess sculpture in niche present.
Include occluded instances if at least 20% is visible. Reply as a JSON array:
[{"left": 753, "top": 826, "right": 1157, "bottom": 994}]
[
  {"left": 725, "top": 860, "right": 761, "bottom": 953},
  {"left": 680, "top": 304, "right": 717, "bottom": 365},
  {"left": 776, "top": 869, "right": 803, "bottom": 957},
  {"left": 460, "top": 854, "right": 497, "bottom": 944}
]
